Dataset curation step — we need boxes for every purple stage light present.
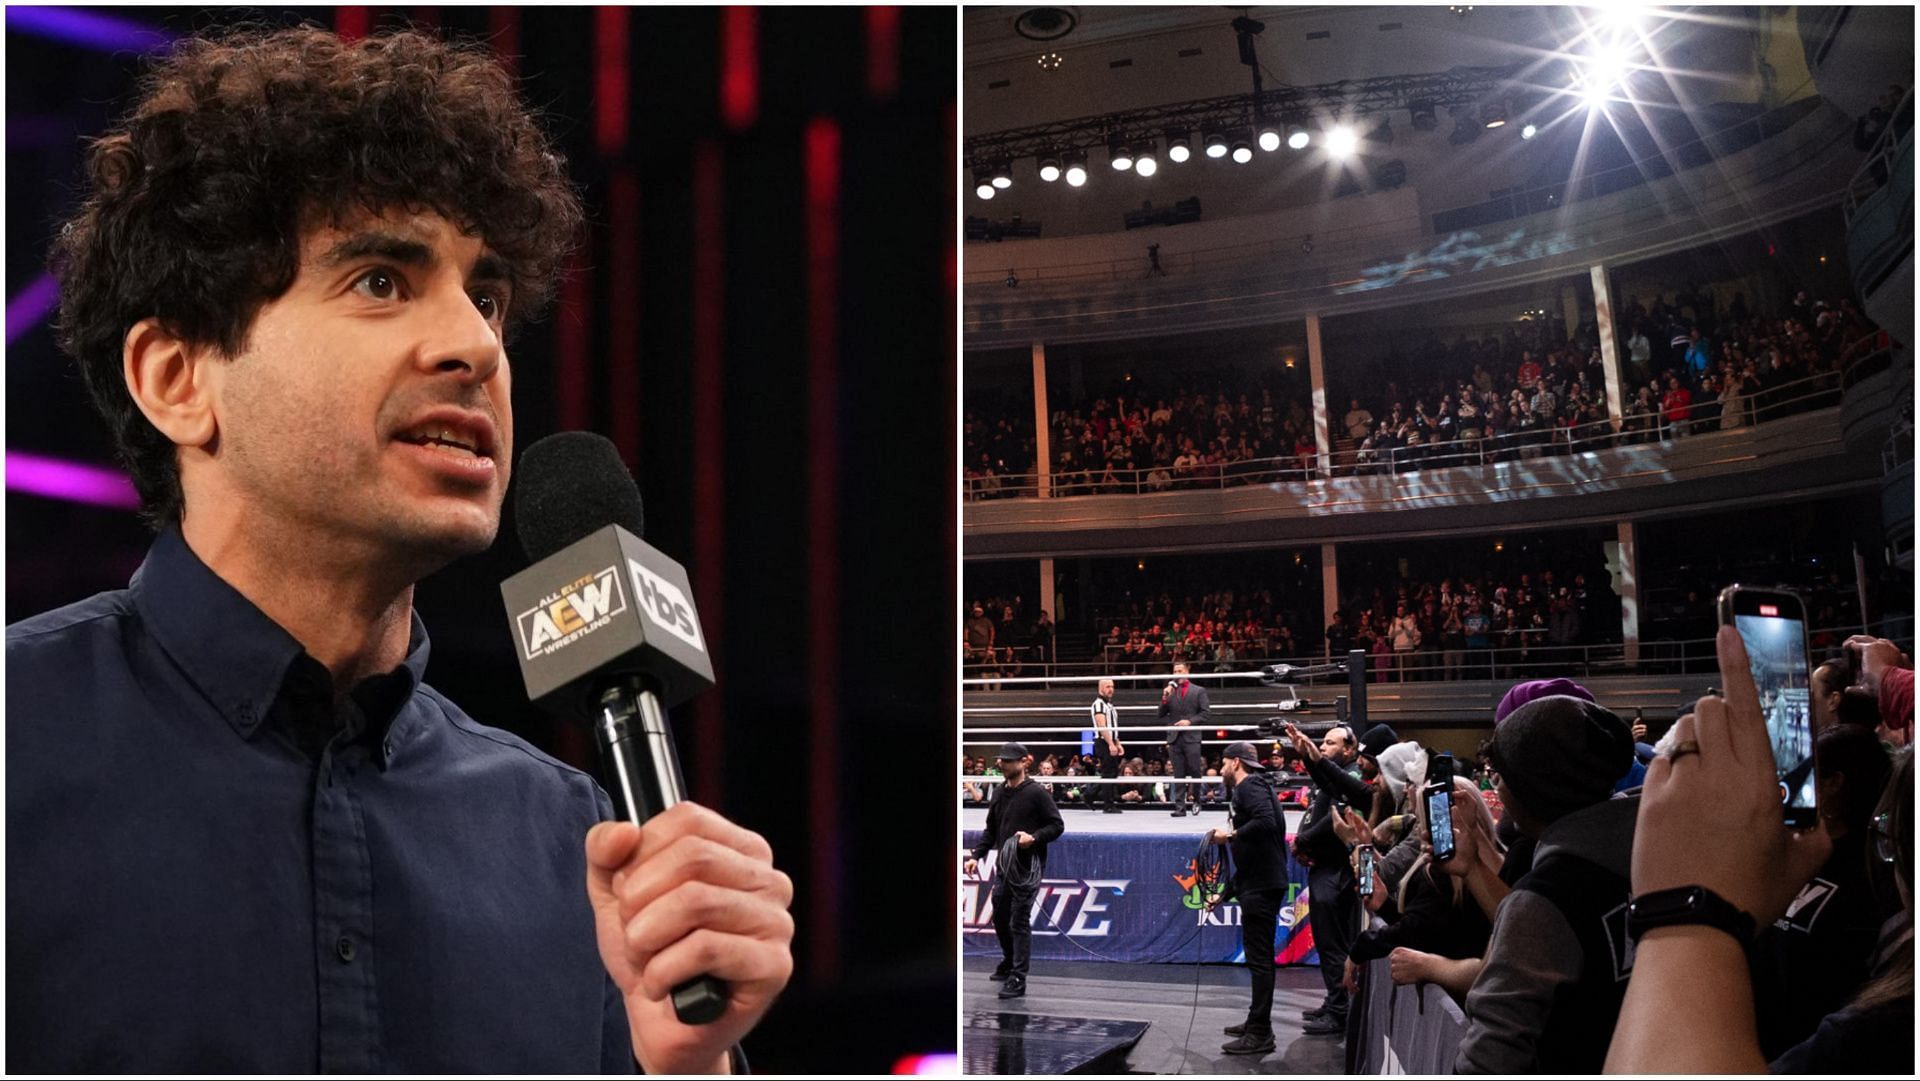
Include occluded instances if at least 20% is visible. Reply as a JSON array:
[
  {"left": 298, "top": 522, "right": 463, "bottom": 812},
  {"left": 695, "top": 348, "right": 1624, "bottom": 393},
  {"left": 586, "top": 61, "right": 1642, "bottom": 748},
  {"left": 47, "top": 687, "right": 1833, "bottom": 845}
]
[
  {"left": 6, "top": 273, "right": 59, "bottom": 345},
  {"left": 7, "top": 452, "right": 141, "bottom": 510},
  {"left": 5, "top": 7, "right": 175, "bottom": 54}
]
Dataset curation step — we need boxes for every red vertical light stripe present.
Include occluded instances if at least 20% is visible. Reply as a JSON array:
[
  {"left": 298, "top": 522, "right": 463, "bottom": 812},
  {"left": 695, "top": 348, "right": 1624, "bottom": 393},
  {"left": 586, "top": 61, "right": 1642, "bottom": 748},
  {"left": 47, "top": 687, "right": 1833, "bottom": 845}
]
[
  {"left": 595, "top": 7, "right": 630, "bottom": 156},
  {"left": 803, "top": 117, "right": 842, "bottom": 987},
  {"left": 555, "top": 245, "right": 592, "bottom": 434},
  {"left": 865, "top": 7, "right": 901, "bottom": 101},
  {"left": 690, "top": 143, "right": 727, "bottom": 809},
  {"left": 335, "top": 6, "right": 370, "bottom": 40},
  {"left": 944, "top": 102, "right": 958, "bottom": 957},
  {"left": 720, "top": 7, "right": 758, "bottom": 132},
  {"left": 609, "top": 172, "right": 642, "bottom": 471},
  {"left": 550, "top": 242, "right": 593, "bottom": 775},
  {"left": 486, "top": 7, "right": 520, "bottom": 79}
]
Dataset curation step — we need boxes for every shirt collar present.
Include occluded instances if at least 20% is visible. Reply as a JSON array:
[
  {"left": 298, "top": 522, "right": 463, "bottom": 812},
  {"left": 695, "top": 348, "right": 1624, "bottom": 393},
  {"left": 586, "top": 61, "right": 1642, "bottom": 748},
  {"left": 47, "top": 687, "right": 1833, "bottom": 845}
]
[{"left": 130, "top": 528, "right": 432, "bottom": 759}]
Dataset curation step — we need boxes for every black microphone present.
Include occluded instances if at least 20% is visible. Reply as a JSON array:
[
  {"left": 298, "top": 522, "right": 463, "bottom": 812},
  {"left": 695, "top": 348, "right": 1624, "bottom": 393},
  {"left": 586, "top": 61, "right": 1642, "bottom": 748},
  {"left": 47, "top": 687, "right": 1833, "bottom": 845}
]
[{"left": 502, "top": 431, "right": 729, "bottom": 1026}]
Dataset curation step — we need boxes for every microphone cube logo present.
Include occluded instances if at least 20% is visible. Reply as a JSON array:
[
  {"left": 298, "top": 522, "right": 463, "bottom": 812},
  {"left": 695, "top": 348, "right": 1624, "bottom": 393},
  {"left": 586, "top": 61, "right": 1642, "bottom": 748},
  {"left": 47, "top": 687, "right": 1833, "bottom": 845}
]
[
  {"left": 517, "top": 566, "right": 627, "bottom": 659},
  {"left": 629, "top": 560, "right": 706, "bottom": 654}
]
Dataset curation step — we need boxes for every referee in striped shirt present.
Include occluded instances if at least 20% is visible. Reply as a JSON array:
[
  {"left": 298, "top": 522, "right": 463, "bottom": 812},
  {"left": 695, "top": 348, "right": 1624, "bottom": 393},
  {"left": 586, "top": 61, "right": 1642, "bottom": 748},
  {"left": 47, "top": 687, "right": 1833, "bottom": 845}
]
[{"left": 1091, "top": 678, "right": 1124, "bottom": 813}]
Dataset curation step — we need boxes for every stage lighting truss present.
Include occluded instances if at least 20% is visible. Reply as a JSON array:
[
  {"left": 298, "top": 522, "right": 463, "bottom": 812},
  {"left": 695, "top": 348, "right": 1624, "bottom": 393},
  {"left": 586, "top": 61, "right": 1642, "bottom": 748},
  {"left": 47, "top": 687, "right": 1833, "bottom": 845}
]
[{"left": 963, "top": 64, "right": 1524, "bottom": 189}]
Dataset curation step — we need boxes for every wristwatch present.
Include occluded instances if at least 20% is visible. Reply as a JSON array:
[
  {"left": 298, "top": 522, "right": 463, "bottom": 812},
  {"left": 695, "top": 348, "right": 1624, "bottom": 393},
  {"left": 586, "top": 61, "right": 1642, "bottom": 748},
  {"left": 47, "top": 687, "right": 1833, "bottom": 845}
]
[{"left": 1625, "top": 885, "right": 1756, "bottom": 944}]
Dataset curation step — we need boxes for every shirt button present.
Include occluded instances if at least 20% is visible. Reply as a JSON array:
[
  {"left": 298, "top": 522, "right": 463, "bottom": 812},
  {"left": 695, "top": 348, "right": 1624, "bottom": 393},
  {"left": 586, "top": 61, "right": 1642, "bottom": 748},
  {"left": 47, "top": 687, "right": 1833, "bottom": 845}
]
[{"left": 336, "top": 936, "right": 356, "bottom": 963}]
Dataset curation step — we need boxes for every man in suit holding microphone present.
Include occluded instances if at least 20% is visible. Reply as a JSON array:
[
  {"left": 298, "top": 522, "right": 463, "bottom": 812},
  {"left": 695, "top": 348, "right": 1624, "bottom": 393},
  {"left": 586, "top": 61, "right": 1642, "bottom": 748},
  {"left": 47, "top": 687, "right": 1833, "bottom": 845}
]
[{"left": 1161, "top": 661, "right": 1211, "bottom": 817}]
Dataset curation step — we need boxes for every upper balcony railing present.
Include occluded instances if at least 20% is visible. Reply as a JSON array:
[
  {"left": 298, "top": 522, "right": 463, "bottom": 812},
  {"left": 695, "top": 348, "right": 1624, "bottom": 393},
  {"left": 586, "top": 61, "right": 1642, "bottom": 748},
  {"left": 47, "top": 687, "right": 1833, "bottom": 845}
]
[
  {"left": 966, "top": 370, "right": 1842, "bottom": 502},
  {"left": 964, "top": 95, "right": 1839, "bottom": 294}
]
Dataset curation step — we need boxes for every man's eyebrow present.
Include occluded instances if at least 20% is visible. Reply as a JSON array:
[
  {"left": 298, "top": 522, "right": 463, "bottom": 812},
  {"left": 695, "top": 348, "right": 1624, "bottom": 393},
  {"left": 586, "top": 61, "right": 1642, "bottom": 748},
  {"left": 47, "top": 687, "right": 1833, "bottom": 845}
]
[
  {"left": 317, "top": 231, "right": 434, "bottom": 270},
  {"left": 317, "top": 231, "right": 514, "bottom": 289}
]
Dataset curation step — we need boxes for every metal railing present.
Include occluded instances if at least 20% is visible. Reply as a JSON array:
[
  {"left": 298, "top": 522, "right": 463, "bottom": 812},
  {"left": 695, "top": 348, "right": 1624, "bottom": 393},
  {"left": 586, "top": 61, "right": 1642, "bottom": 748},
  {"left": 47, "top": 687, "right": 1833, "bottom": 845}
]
[
  {"left": 961, "top": 621, "right": 1911, "bottom": 685},
  {"left": 978, "top": 370, "right": 1841, "bottom": 499}
]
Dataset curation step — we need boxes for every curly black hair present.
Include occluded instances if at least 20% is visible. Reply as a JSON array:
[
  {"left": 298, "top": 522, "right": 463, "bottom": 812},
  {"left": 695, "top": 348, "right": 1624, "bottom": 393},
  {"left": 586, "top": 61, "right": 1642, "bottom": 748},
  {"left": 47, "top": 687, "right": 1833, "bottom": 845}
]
[{"left": 50, "top": 26, "right": 585, "bottom": 528}]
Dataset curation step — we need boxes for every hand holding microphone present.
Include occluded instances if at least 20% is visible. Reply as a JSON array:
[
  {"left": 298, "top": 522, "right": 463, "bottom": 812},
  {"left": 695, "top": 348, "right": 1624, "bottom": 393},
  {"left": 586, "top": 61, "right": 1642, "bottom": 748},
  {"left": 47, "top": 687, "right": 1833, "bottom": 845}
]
[{"left": 505, "top": 433, "right": 793, "bottom": 1072}]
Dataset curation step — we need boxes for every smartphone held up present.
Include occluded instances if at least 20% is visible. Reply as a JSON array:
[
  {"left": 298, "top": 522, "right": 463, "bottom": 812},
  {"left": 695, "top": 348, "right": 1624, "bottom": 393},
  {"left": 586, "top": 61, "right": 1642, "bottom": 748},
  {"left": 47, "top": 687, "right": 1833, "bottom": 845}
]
[{"left": 1717, "top": 585, "right": 1817, "bottom": 828}]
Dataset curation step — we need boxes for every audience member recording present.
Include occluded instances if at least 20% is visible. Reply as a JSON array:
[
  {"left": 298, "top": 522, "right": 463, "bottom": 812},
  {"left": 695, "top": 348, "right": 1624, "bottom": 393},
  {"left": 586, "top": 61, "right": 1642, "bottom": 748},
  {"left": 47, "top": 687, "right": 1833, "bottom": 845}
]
[{"left": 1320, "top": 633, "right": 1912, "bottom": 1074}]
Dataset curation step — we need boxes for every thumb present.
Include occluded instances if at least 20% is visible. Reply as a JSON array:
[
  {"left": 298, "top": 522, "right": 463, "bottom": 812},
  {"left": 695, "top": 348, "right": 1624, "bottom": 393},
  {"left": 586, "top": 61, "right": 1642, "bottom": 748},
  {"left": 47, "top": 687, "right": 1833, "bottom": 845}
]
[{"left": 584, "top": 820, "right": 642, "bottom": 907}]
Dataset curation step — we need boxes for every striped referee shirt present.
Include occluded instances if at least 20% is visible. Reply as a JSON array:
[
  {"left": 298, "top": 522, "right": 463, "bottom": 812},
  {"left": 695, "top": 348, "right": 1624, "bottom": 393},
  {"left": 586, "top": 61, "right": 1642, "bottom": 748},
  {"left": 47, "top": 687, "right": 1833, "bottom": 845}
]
[{"left": 1090, "top": 694, "right": 1116, "bottom": 742}]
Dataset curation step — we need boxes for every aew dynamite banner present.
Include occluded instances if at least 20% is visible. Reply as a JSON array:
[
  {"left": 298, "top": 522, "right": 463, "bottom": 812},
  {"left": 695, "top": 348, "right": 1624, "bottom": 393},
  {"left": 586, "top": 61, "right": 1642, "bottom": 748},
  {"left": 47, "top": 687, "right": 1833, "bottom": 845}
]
[{"left": 962, "top": 831, "right": 1321, "bottom": 967}]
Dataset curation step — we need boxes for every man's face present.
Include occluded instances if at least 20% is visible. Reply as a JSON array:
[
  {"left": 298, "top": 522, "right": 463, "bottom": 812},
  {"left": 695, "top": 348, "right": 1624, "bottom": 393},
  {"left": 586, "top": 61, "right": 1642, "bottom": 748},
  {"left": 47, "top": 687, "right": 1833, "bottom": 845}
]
[
  {"left": 206, "top": 208, "right": 513, "bottom": 565},
  {"left": 1322, "top": 728, "right": 1353, "bottom": 762},
  {"left": 1098, "top": 679, "right": 1114, "bottom": 698},
  {"left": 999, "top": 755, "right": 1028, "bottom": 781},
  {"left": 1173, "top": 663, "right": 1189, "bottom": 677}
]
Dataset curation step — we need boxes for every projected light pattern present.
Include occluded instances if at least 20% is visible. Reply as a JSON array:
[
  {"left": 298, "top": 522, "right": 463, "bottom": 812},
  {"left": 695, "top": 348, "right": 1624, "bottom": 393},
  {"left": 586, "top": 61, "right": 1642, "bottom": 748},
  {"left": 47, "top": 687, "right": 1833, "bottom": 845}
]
[
  {"left": 6, "top": 274, "right": 59, "bottom": 345},
  {"left": 7, "top": 452, "right": 141, "bottom": 509},
  {"left": 5, "top": 7, "right": 173, "bottom": 53}
]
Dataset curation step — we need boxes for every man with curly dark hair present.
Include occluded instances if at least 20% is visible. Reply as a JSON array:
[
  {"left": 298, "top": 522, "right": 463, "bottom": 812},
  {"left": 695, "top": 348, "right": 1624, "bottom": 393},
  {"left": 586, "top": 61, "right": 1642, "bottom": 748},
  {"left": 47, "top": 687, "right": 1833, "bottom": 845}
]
[{"left": 8, "top": 27, "right": 790, "bottom": 1074}]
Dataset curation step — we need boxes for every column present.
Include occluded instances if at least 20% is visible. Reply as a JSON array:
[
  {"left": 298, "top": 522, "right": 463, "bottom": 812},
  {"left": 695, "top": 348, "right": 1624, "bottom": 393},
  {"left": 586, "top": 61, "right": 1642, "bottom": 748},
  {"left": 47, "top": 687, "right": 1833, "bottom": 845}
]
[
  {"left": 1612, "top": 522, "right": 1640, "bottom": 664},
  {"left": 1306, "top": 314, "right": 1331, "bottom": 476},
  {"left": 1321, "top": 543, "right": 1339, "bottom": 661},
  {"left": 1031, "top": 342, "right": 1051, "bottom": 498},
  {"left": 1038, "top": 557, "right": 1056, "bottom": 653},
  {"left": 1591, "top": 264, "right": 1625, "bottom": 429}
]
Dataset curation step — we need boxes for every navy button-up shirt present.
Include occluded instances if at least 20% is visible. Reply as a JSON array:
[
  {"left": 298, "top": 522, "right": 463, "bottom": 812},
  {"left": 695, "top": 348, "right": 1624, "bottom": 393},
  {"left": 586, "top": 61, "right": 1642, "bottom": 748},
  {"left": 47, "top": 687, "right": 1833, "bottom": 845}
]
[{"left": 7, "top": 528, "right": 636, "bottom": 1072}]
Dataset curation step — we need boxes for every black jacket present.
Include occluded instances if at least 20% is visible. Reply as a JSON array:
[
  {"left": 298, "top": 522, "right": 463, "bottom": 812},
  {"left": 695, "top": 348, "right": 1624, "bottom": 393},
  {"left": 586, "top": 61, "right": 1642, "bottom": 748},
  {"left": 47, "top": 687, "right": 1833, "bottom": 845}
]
[
  {"left": 1294, "top": 753, "right": 1372, "bottom": 865},
  {"left": 1226, "top": 770, "right": 1289, "bottom": 898},
  {"left": 1158, "top": 679, "right": 1210, "bottom": 749},
  {"left": 970, "top": 777, "right": 1066, "bottom": 865}
]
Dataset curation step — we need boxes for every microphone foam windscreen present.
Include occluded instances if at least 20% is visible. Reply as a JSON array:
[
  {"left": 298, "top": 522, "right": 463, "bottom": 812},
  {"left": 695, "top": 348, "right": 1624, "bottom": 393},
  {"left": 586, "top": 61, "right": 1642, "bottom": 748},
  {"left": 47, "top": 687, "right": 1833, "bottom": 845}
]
[{"left": 515, "top": 432, "right": 646, "bottom": 562}]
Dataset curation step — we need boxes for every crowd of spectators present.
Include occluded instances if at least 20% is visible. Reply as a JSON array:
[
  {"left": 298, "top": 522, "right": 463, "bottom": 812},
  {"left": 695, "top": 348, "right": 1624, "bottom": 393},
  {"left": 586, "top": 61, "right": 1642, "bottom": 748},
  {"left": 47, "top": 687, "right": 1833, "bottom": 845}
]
[
  {"left": 1318, "top": 632, "right": 1913, "bottom": 1072},
  {"left": 963, "top": 748, "right": 1320, "bottom": 810},
  {"left": 1325, "top": 563, "right": 1617, "bottom": 681},
  {"left": 1046, "top": 370, "right": 1319, "bottom": 495},
  {"left": 1332, "top": 283, "right": 1882, "bottom": 475},
  {"left": 964, "top": 391, "right": 1039, "bottom": 501},
  {"left": 963, "top": 597, "right": 1055, "bottom": 678},
  {"left": 1095, "top": 579, "right": 1319, "bottom": 672}
]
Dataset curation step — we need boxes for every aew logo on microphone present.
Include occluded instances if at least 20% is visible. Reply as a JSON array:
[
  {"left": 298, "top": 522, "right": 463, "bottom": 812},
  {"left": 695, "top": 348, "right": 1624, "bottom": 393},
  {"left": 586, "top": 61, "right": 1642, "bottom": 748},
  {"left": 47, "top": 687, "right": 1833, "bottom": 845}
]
[
  {"left": 517, "top": 567, "right": 628, "bottom": 659},
  {"left": 630, "top": 560, "right": 706, "bottom": 654}
]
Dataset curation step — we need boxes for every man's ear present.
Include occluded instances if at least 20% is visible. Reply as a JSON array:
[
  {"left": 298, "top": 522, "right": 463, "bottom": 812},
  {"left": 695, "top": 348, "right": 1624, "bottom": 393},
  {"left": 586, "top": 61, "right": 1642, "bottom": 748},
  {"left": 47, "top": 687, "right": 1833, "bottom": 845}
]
[{"left": 123, "top": 318, "right": 219, "bottom": 450}]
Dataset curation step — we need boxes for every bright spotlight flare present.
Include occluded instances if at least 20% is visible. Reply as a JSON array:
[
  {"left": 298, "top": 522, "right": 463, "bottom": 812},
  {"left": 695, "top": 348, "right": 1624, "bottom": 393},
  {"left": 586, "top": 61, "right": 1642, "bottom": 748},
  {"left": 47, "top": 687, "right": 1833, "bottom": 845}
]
[{"left": 1324, "top": 124, "right": 1359, "bottom": 159}]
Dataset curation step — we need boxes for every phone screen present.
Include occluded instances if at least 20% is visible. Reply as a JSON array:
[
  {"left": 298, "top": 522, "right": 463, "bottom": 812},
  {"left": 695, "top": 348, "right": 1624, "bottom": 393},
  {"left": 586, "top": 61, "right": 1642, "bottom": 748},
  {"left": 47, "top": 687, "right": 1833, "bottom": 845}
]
[
  {"left": 1731, "top": 610, "right": 1815, "bottom": 824},
  {"left": 1426, "top": 785, "right": 1455, "bottom": 861},
  {"left": 1357, "top": 846, "right": 1376, "bottom": 895}
]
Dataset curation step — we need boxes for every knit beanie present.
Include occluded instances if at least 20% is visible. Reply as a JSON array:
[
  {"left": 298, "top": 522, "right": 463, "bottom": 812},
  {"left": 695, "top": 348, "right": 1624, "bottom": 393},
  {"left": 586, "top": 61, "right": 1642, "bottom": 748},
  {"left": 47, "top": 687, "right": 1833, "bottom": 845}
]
[
  {"left": 1491, "top": 695, "right": 1633, "bottom": 825},
  {"left": 1495, "top": 677, "right": 1596, "bottom": 724}
]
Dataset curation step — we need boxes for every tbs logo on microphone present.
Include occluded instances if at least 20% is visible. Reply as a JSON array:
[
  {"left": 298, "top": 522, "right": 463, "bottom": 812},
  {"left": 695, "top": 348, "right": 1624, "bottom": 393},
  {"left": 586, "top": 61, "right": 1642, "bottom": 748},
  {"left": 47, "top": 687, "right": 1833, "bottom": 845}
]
[
  {"left": 630, "top": 562, "right": 705, "bottom": 653},
  {"left": 517, "top": 567, "right": 628, "bottom": 659}
]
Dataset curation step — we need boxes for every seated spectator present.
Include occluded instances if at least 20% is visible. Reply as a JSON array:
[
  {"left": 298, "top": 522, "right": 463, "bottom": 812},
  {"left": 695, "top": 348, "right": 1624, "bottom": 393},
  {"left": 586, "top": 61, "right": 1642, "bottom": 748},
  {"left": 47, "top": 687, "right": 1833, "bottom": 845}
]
[
  {"left": 1605, "top": 628, "right": 1913, "bottom": 1074},
  {"left": 1454, "top": 692, "right": 1637, "bottom": 1073}
]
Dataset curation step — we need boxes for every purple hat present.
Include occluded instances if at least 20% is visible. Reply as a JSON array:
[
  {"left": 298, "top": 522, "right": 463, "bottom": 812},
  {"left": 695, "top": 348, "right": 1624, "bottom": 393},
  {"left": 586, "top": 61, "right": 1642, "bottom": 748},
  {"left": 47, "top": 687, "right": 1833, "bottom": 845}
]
[{"left": 1495, "top": 678, "right": 1596, "bottom": 723}]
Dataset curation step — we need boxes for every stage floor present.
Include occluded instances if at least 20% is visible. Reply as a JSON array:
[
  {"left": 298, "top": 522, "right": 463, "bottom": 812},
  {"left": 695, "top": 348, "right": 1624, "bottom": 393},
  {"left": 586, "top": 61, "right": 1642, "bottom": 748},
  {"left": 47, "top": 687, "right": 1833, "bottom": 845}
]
[
  {"left": 963, "top": 806, "right": 1307, "bottom": 837},
  {"left": 962, "top": 957, "right": 1346, "bottom": 1075}
]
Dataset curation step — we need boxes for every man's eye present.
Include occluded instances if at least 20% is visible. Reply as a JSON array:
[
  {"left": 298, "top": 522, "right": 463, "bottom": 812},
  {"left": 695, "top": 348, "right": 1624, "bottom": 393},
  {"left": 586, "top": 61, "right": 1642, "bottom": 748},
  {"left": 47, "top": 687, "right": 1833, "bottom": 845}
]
[
  {"left": 473, "top": 290, "right": 509, "bottom": 323},
  {"left": 353, "top": 270, "right": 400, "bottom": 300}
]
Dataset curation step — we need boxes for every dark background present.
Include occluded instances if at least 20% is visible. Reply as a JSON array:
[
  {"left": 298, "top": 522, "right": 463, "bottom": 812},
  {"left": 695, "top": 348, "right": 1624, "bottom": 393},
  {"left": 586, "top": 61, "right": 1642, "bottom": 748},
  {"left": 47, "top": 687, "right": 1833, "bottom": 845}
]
[{"left": 6, "top": 6, "right": 955, "bottom": 1073}]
